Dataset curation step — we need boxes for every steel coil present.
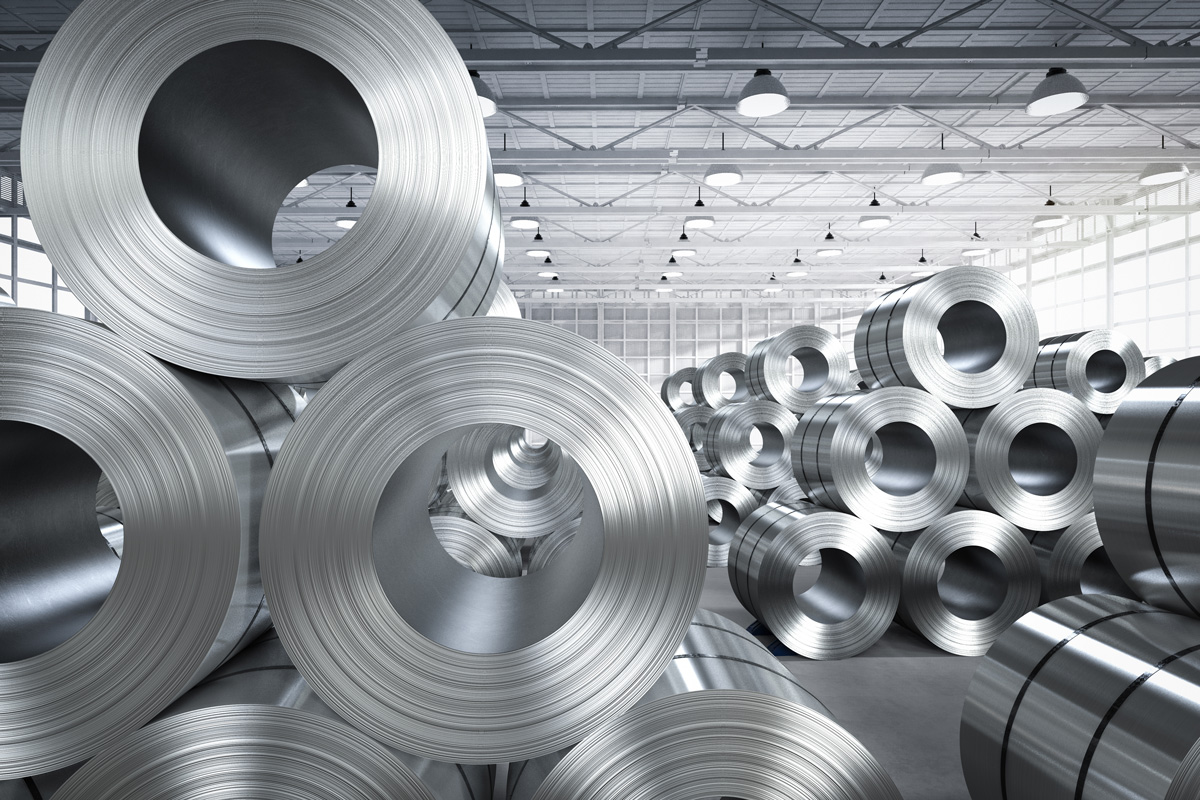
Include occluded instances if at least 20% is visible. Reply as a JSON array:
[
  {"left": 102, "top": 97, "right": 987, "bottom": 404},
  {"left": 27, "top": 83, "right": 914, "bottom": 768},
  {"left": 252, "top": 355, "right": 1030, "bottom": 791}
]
[
  {"left": 486, "top": 283, "right": 523, "bottom": 319},
  {"left": 431, "top": 516, "right": 522, "bottom": 578},
  {"left": 793, "top": 387, "right": 969, "bottom": 532},
  {"left": 702, "top": 476, "right": 760, "bottom": 568},
  {"left": 957, "top": 388, "right": 1102, "bottom": 530},
  {"left": 0, "top": 309, "right": 297, "bottom": 777},
  {"left": 661, "top": 367, "right": 698, "bottom": 411},
  {"left": 446, "top": 423, "right": 586, "bottom": 539},
  {"left": 889, "top": 509, "right": 1040, "bottom": 656},
  {"left": 768, "top": 476, "right": 808, "bottom": 504},
  {"left": 673, "top": 405, "right": 713, "bottom": 472},
  {"left": 260, "top": 317, "right": 706, "bottom": 763},
  {"left": 729, "top": 502, "right": 900, "bottom": 659},
  {"left": 961, "top": 593, "right": 1200, "bottom": 800},
  {"left": 1144, "top": 354, "right": 1177, "bottom": 376},
  {"left": 746, "top": 325, "right": 852, "bottom": 412},
  {"left": 1029, "top": 514, "right": 1137, "bottom": 603},
  {"left": 526, "top": 519, "right": 582, "bottom": 574},
  {"left": 22, "top": 0, "right": 500, "bottom": 384},
  {"left": 853, "top": 266, "right": 1038, "bottom": 408},
  {"left": 1094, "top": 356, "right": 1200, "bottom": 617},
  {"left": 849, "top": 369, "right": 866, "bottom": 390},
  {"left": 0, "top": 288, "right": 11, "bottom": 307},
  {"left": 1027, "top": 330, "right": 1145, "bottom": 414},
  {"left": 693, "top": 352, "right": 751, "bottom": 409},
  {"left": 705, "top": 399, "right": 798, "bottom": 490}
]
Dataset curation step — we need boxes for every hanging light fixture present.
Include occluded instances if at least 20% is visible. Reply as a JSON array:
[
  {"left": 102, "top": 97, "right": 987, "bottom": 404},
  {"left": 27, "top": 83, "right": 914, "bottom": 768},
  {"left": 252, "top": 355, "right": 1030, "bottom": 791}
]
[
  {"left": 694, "top": 187, "right": 706, "bottom": 207},
  {"left": 519, "top": 187, "right": 531, "bottom": 208},
  {"left": 345, "top": 187, "right": 356, "bottom": 208},
  {"left": 510, "top": 215, "right": 540, "bottom": 230},
  {"left": 1032, "top": 185, "right": 1070, "bottom": 229},
  {"left": 792, "top": 250, "right": 802, "bottom": 265},
  {"left": 762, "top": 272, "right": 782, "bottom": 293},
  {"left": 858, "top": 192, "right": 892, "bottom": 229},
  {"left": 543, "top": 255, "right": 553, "bottom": 265},
  {"left": 295, "top": 250, "right": 303, "bottom": 264},
  {"left": 787, "top": 251, "right": 806, "bottom": 277},
  {"left": 672, "top": 248, "right": 696, "bottom": 258},
  {"left": 1025, "top": 67, "right": 1089, "bottom": 117},
  {"left": 533, "top": 226, "right": 544, "bottom": 241},
  {"left": 546, "top": 275, "right": 563, "bottom": 293},
  {"left": 684, "top": 215, "right": 714, "bottom": 229},
  {"left": 1139, "top": 136, "right": 1190, "bottom": 186},
  {"left": 918, "top": 250, "right": 928, "bottom": 265},
  {"left": 816, "top": 225, "right": 842, "bottom": 257},
  {"left": 878, "top": 272, "right": 888, "bottom": 282},
  {"left": 526, "top": 248, "right": 550, "bottom": 258},
  {"left": 662, "top": 270, "right": 684, "bottom": 278},
  {"left": 469, "top": 69, "right": 498, "bottom": 117},
  {"left": 921, "top": 134, "right": 964, "bottom": 186},
  {"left": 962, "top": 222, "right": 990, "bottom": 257},
  {"left": 656, "top": 274, "right": 673, "bottom": 293},
  {"left": 335, "top": 217, "right": 356, "bottom": 230},
  {"left": 678, "top": 226, "right": 689, "bottom": 242},
  {"left": 736, "top": 69, "right": 790, "bottom": 118},
  {"left": 537, "top": 270, "right": 559, "bottom": 279},
  {"left": 668, "top": 255, "right": 678, "bottom": 264},
  {"left": 493, "top": 133, "right": 525, "bottom": 187},
  {"left": 703, "top": 133, "right": 743, "bottom": 187}
]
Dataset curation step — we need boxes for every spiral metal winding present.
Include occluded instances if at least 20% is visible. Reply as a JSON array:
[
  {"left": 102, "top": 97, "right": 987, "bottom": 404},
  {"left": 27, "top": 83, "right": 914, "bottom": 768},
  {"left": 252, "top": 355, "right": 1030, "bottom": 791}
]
[
  {"left": 1028, "top": 514, "right": 1136, "bottom": 603},
  {"left": 1027, "top": 330, "right": 1145, "bottom": 414},
  {"left": 693, "top": 352, "right": 751, "bottom": 410},
  {"left": 661, "top": 367, "right": 698, "bottom": 411},
  {"left": 704, "top": 400, "right": 798, "bottom": 490},
  {"left": 746, "top": 325, "right": 851, "bottom": 412},
  {"left": 431, "top": 516, "right": 523, "bottom": 578},
  {"left": 702, "top": 476, "right": 760, "bottom": 568}
]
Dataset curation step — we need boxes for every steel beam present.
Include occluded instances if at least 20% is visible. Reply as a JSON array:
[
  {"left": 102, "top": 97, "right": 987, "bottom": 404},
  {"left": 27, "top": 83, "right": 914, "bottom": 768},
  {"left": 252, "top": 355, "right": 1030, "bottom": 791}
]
[
  {"left": 599, "top": 0, "right": 714, "bottom": 48},
  {"left": 1100, "top": 104, "right": 1200, "bottom": 149},
  {"left": 1026, "top": 0, "right": 1150, "bottom": 47},
  {"left": 458, "top": 0, "right": 580, "bottom": 48},
  {"left": 886, "top": 0, "right": 997, "bottom": 47},
  {"left": 741, "top": 0, "right": 862, "bottom": 47}
]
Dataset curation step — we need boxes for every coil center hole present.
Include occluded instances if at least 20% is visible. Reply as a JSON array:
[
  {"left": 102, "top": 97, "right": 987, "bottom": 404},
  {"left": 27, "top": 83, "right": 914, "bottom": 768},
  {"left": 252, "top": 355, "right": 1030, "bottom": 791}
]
[
  {"left": 1080, "top": 546, "right": 1136, "bottom": 598},
  {"left": 868, "top": 422, "right": 936, "bottom": 497},
  {"left": 678, "top": 380, "right": 695, "bottom": 405},
  {"left": 748, "top": 424, "right": 786, "bottom": 467},
  {"left": 792, "top": 549, "right": 867, "bottom": 625},
  {"left": 1008, "top": 422, "right": 1078, "bottom": 496},
  {"left": 718, "top": 370, "right": 750, "bottom": 402},
  {"left": 1085, "top": 350, "right": 1127, "bottom": 393},
  {"left": 785, "top": 347, "right": 830, "bottom": 392},
  {"left": 937, "top": 300, "right": 1006, "bottom": 374},
  {"left": 937, "top": 546, "right": 1007, "bottom": 621},
  {"left": 707, "top": 499, "right": 743, "bottom": 546},
  {"left": 0, "top": 421, "right": 121, "bottom": 663}
]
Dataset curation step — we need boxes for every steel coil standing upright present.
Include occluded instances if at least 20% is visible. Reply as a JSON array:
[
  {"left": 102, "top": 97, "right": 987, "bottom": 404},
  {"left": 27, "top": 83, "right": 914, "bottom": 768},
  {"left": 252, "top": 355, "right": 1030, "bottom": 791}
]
[
  {"left": 673, "top": 405, "right": 714, "bottom": 472},
  {"left": 260, "top": 317, "right": 707, "bottom": 764},
  {"left": 692, "top": 352, "right": 751, "bottom": 409},
  {"left": 486, "top": 283, "right": 522, "bottom": 319},
  {"left": 1144, "top": 355, "right": 1177, "bottom": 376},
  {"left": 447, "top": 424, "right": 586, "bottom": 539},
  {"left": 961, "top": 593, "right": 1200, "bottom": 800},
  {"left": 702, "top": 476, "right": 760, "bottom": 568},
  {"left": 957, "top": 388, "right": 1102, "bottom": 531},
  {"left": 1094, "top": 356, "right": 1200, "bottom": 617},
  {"left": 853, "top": 266, "right": 1038, "bottom": 408},
  {"left": 746, "top": 325, "right": 852, "bottom": 412},
  {"left": 0, "top": 309, "right": 298, "bottom": 778},
  {"left": 22, "top": 0, "right": 501, "bottom": 384},
  {"left": 729, "top": 502, "right": 900, "bottom": 659},
  {"left": 661, "top": 366, "right": 698, "bottom": 410},
  {"left": 431, "top": 516, "right": 522, "bottom": 578},
  {"left": 890, "top": 509, "right": 1040, "bottom": 656},
  {"left": 1027, "top": 330, "right": 1145, "bottom": 414},
  {"left": 704, "top": 399, "right": 798, "bottom": 490},
  {"left": 793, "top": 387, "right": 969, "bottom": 532},
  {"left": 1028, "top": 514, "right": 1137, "bottom": 603}
]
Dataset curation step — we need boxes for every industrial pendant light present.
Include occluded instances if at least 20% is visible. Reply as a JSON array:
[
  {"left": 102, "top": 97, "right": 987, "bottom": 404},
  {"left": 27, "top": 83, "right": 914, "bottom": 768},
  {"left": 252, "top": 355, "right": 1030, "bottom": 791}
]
[
  {"left": 1139, "top": 137, "right": 1190, "bottom": 186},
  {"left": 962, "top": 222, "right": 990, "bottom": 257},
  {"left": 335, "top": 217, "right": 356, "bottom": 230},
  {"left": 761, "top": 272, "right": 782, "bottom": 293},
  {"left": 494, "top": 134, "right": 525, "bottom": 188},
  {"left": 703, "top": 133, "right": 743, "bottom": 187},
  {"left": 519, "top": 187, "right": 530, "bottom": 208},
  {"left": 1032, "top": 185, "right": 1069, "bottom": 229},
  {"left": 345, "top": 187, "right": 356, "bottom": 208},
  {"left": 736, "top": 69, "right": 790, "bottom": 118},
  {"left": 921, "top": 134, "right": 964, "bottom": 186},
  {"left": 694, "top": 187, "right": 706, "bottom": 207},
  {"left": 533, "top": 226, "right": 544, "bottom": 241},
  {"left": 679, "top": 226, "right": 690, "bottom": 242},
  {"left": 672, "top": 247, "right": 696, "bottom": 258},
  {"left": 793, "top": 250, "right": 802, "bottom": 264},
  {"left": 546, "top": 274, "right": 563, "bottom": 293},
  {"left": 656, "top": 274, "right": 673, "bottom": 293},
  {"left": 684, "top": 215, "right": 714, "bottom": 229},
  {"left": 469, "top": 69, "right": 498, "bottom": 117},
  {"left": 788, "top": 252, "right": 806, "bottom": 277},
  {"left": 511, "top": 215, "right": 540, "bottom": 230},
  {"left": 526, "top": 247, "right": 550, "bottom": 258},
  {"left": 1025, "top": 67, "right": 1089, "bottom": 117},
  {"left": 858, "top": 193, "right": 892, "bottom": 229},
  {"left": 816, "top": 224, "right": 843, "bottom": 257},
  {"left": 668, "top": 255, "right": 678, "bottom": 264},
  {"left": 295, "top": 250, "right": 303, "bottom": 264},
  {"left": 543, "top": 255, "right": 553, "bottom": 265}
]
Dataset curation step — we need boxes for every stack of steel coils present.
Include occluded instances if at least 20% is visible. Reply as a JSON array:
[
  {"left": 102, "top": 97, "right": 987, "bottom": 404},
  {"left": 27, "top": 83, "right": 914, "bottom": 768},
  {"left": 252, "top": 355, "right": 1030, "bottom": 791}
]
[
  {"left": 1027, "top": 330, "right": 1145, "bottom": 415},
  {"left": 702, "top": 476, "right": 760, "bottom": 568}
]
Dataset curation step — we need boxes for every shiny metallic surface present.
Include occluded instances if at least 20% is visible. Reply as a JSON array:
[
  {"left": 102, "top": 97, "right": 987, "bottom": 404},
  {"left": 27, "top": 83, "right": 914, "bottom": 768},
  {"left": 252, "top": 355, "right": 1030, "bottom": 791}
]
[
  {"left": 1028, "top": 330, "right": 1145, "bottom": 414},
  {"left": 1144, "top": 355, "right": 1177, "bottom": 376},
  {"left": 853, "top": 267, "right": 1038, "bottom": 409},
  {"left": 890, "top": 509, "right": 1040, "bottom": 656},
  {"left": 661, "top": 366, "right": 698, "bottom": 411},
  {"left": 0, "top": 309, "right": 296, "bottom": 777},
  {"left": 793, "top": 387, "right": 969, "bottom": 532},
  {"left": 673, "top": 405, "right": 714, "bottom": 472},
  {"left": 1094, "top": 356, "right": 1200, "bottom": 617},
  {"left": 527, "top": 518, "right": 582, "bottom": 574},
  {"left": 957, "top": 388, "right": 1102, "bottom": 531},
  {"left": 693, "top": 351, "right": 751, "bottom": 410},
  {"left": 431, "top": 516, "right": 522, "bottom": 578},
  {"left": 729, "top": 502, "right": 900, "bottom": 659},
  {"left": 702, "top": 476, "right": 760, "bottom": 568},
  {"left": 746, "top": 325, "right": 852, "bottom": 413},
  {"left": 1029, "top": 513, "right": 1137, "bottom": 603},
  {"left": 961, "top": 594, "right": 1200, "bottom": 800},
  {"left": 260, "top": 317, "right": 706, "bottom": 763},
  {"left": 704, "top": 399, "right": 798, "bottom": 490},
  {"left": 22, "top": 0, "right": 500, "bottom": 383},
  {"left": 768, "top": 476, "right": 807, "bottom": 504},
  {"left": 486, "top": 283, "right": 523, "bottom": 319}
]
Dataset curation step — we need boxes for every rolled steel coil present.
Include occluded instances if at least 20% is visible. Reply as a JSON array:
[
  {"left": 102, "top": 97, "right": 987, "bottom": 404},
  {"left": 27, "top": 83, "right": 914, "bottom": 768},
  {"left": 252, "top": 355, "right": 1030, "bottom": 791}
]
[
  {"left": 0, "top": 309, "right": 297, "bottom": 777},
  {"left": 956, "top": 388, "right": 1102, "bottom": 531},
  {"left": 673, "top": 405, "right": 713, "bottom": 472},
  {"left": 768, "top": 476, "right": 808, "bottom": 505},
  {"left": 22, "top": 0, "right": 501, "bottom": 384},
  {"left": 692, "top": 351, "right": 751, "bottom": 409},
  {"left": 1027, "top": 330, "right": 1145, "bottom": 414},
  {"left": 1094, "top": 356, "right": 1200, "bottom": 616},
  {"left": 729, "top": 502, "right": 900, "bottom": 659},
  {"left": 431, "top": 516, "right": 522, "bottom": 578},
  {"left": 889, "top": 509, "right": 1040, "bottom": 656},
  {"left": 260, "top": 317, "right": 707, "bottom": 763},
  {"left": 849, "top": 368, "right": 866, "bottom": 390},
  {"left": 486, "top": 282, "right": 522, "bottom": 319},
  {"left": 95, "top": 472, "right": 125, "bottom": 556},
  {"left": 661, "top": 366, "right": 698, "bottom": 410},
  {"left": 447, "top": 424, "right": 586, "bottom": 539},
  {"left": 526, "top": 519, "right": 582, "bottom": 574},
  {"left": 705, "top": 399, "right": 798, "bottom": 490},
  {"left": 1144, "top": 354, "right": 1177, "bottom": 376},
  {"left": 853, "top": 266, "right": 1038, "bottom": 408},
  {"left": 1029, "top": 514, "right": 1137, "bottom": 603},
  {"left": 702, "top": 476, "right": 760, "bottom": 568},
  {"left": 793, "top": 387, "right": 969, "bottom": 532},
  {"left": 961, "top": 593, "right": 1200, "bottom": 800},
  {"left": 746, "top": 325, "right": 852, "bottom": 412}
]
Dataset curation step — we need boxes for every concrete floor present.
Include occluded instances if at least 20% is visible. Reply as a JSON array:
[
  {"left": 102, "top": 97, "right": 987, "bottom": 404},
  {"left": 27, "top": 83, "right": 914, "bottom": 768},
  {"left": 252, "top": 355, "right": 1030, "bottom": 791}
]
[{"left": 698, "top": 568, "right": 979, "bottom": 800}]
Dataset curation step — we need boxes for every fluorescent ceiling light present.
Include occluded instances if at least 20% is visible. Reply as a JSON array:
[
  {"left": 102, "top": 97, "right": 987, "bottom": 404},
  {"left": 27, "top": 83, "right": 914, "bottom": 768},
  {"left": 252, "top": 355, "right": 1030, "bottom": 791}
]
[
  {"left": 816, "top": 247, "right": 843, "bottom": 257},
  {"left": 493, "top": 165, "right": 524, "bottom": 187},
  {"left": 510, "top": 216, "right": 540, "bottom": 230},
  {"left": 655, "top": 287, "right": 673, "bottom": 293},
  {"left": 961, "top": 246, "right": 991, "bottom": 257},
  {"left": 526, "top": 249, "right": 550, "bottom": 258},
  {"left": 1032, "top": 199, "right": 1069, "bottom": 229},
  {"left": 703, "top": 163, "right": 743, "bottom": 187},
  {"left": 470, "top": 70, "right": 497, "bottom": 117},
  {"left": 786, "top": 270, "right": 807, "bottom": 278},
  {"left": 1026, "top": 67, "right": 1089, "bottom": 117},
  {"left": 545, "top": 287, "right": 563, "bottom": 293},
  {"left": 671, "top": 248, "right": 697, "bottom": 258},
  {"left": 334, "top": 217, "right": 356, "bottom": 230},
  {"left": 858, "top": 214, "right": 892, "bottom": 229},
  {"left": 1138, "top": 162, "right": 1190, "bottom": 186},
  {"left": 735, "top": 69, "right": 790, "bottom": 118},
  {"left": 921, "top": 163, "right": 964, "bottom": 186},
  {"left": 684, "top": 215, "right": 715, "bottom": 229},
  {"left": 537, "top": 271, "right": 558, "bottom": 278},
  {"left": 662, "top": 270, "right": 683, "bottom": 278},
  {"left": 761, "top": 285, "right": 782, "bottom": 293}
]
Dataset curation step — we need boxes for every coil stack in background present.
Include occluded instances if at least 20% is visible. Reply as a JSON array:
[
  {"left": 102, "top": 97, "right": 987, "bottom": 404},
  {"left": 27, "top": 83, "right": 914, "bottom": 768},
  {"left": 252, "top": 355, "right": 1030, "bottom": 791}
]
[
  {"left": 746, "top": 325, "right": 851, "bottom": 412},
  {"left": 673, "top": 405, "right": 715, "bottom": 472},
  {"left": 1144, "top": 354, "right": 1177, "bottom": 376},
  {"left": 692, "top": 352, "right": 750, "bottom": 409},
  {"left": 1027, "top": 330, "right": 1145, "bottom": 414},
  {"left": 702, "top": 476, "right": 760, "bottom": 568},
  {"left": 661, "top": 366, "right": 698, "bottom": 411},
  {"left": 1029, "top": 514, "right": 1137, "bottom": 603},
  {"left": 704, "top": 399, "right": 798, "bottom": 490}
]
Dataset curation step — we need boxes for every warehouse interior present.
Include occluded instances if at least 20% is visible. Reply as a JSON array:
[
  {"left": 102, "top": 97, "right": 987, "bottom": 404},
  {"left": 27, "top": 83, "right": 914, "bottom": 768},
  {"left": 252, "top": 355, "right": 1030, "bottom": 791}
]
[{"left": 1, "top": 0, "right": 1200, "bottom": 799}]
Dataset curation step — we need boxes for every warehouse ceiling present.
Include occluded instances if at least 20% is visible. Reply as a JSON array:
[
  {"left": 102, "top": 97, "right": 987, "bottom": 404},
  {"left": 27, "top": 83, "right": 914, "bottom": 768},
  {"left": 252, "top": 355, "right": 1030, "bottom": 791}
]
[{"left": 0, "top": 0, "right": 1198, "bottom": 299}]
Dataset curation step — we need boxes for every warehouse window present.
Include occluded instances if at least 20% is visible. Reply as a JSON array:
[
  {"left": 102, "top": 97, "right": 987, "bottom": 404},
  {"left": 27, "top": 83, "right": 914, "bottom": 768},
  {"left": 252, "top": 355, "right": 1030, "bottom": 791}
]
[{"left": 1, "top": 215, "right": 88, "bottom": 319}]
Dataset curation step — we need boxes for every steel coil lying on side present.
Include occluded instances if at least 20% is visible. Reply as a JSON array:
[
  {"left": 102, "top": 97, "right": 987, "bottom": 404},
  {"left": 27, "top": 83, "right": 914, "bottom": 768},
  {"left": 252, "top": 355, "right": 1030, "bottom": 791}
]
[
  {"left": 526, "top": 519, "right": 582, "bottom": 574},
  {"left": 23, "top": 0, "right": 500, "bottom": 383},
  {"left": 793, "top": 387, "right": 969, "bottom": 532},
  {"left": 853, "top": 266, "right": 1038, "bottom": 408},
  {"left": 661, "top": 366, "right": 698, "bottom": 411},
  {"left": 1027, "top": 330, "right": 1145, "bottom": 414},
  {"left": 1144, "top": 354, "right": 1177, "bottom": 376},
  {"left": 447, "top": 424, "right": 586, "bottom": 539},
  {"left": 1094, "top": 356, "right": 1200, "bottom": 616},
  {"left": 260, "top": 317, "right": 707, "bottom": 763},
  {"left": 768, "top": 476, "right": 808, "bottom": 505},
  {"left": 746, "top": 325, "right": 851, "bottom": 412},
  {"left": 890, "top": 509, "right": 1040, "bottom": 656},
  {"left": 961, "top": 594, "right": 1200, "bottom": 800},
  {"left": 705, "top": 399, "right": 798, "bottom": 490},
  {"left": 957, "top": 388, "right": 1102, "bottom": 531},
  {"left": 702, "top": 476, "right": 760, "bottom": 568},
  {"left": 486, "top": 283, "right": 522, "bottom": 319},
  {"left": 1029, "top": 513, "right": 1137, "bottom": 603},
  {"left": 0, "top": 309, "right": 298, "bottom": 778},
  {"left": 431, "top": 516, "right": 522, "bottom": 578},
  {"left": 730, "top": 502, "right": 900, "bottom": 659},
  {"left": 673, "top": 405, "right": 714, "bottom": 472},
  {"left": 693, "top": 351, "right": 751, "bottom": 409}
]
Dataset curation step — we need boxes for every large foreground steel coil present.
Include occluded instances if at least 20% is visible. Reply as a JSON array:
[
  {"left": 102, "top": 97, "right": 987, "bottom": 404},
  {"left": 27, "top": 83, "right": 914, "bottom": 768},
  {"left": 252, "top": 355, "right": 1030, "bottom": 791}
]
[
  {"left": 957, "top": 388, "right": 1102, "bottom": 531},
  {"left": 661, "top": 367, "right": 697, "bottom": 410},
  {"left": 673, "top": 405, "right": 714, "bottom": 472},
  {"left": 1094, "top": 356, "right": 1200, "bottom": 616},
  {"left": 1029, "top": 514, "right": 1136, "bottom": 603},
  {"left": 853, "top": 267, "right": 1038, "bottom": 408},
  {"left": 260, "top": 317, "right": 707, "bottom": 763},
  {"left": 702, "top": 476, "right": 760, "bottom": 568},
  {"left": 793, "top": 387, "right": 969, "bottom": 532},
  {"left": 746, "top": 325, "right": 851, "bottom": 412},
  {"left": 961, "top": 594, "right": 1200, "bottom": 800},
  {"left": 0, "top": 309, "right": 298, "bottom": 778},
  {"left": 1027, "top": 330, "right": 1145, "bottom": 414},
  {"left": 729, "top": 502, "right": 900, "bottom": 659},
  {"left": 22, "top": 0, "right": 501, "bottom": 384},
  {"left": 704, "top": 399, "right": 798, "bottom": 490},
  {"left": 890, "top": 509, "right": 1040, "bottom": 656},
  {"left": 692, "top": 352, "right": 750, "bottom": 409}
]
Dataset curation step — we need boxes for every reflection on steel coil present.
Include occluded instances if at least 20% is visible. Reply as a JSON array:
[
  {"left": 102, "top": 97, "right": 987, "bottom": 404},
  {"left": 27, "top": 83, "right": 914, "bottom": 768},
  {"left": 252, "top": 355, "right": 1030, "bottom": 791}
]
[
  {"left": 702, "top": 476, "right": 760, "bottom": 568},
  {"left": 1027, "top": 330, "right": 1145, "bottom": 414},
  {"left": 673, "top": 405, "right": 714, "bottom": 472},
  {"left": 746, "top": 325, "right": 851, "bottom": 412},
  {"left": 486, "top": 283, "right": 522, "bottom": 319},
  {"left": 693, "top": 352, "right": 750, "bottom": 410},
  {"left": 432, "top": 516, "right": 522, "bottom": 578},
  {"left": 704, "top": 399, "right": 798, "bottom": 490},
  {"left": 526, "top": 519, "right": 581, "bottom": 574},
  {"left": 1029, "top": 514, "right": 1137, "bottom": 603},
  {"left": 661, "top": 367, "right": 697, "bottom": 411},
  {"left": 1144, "top": 354, "right": 1177, "bottom": 376}
]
